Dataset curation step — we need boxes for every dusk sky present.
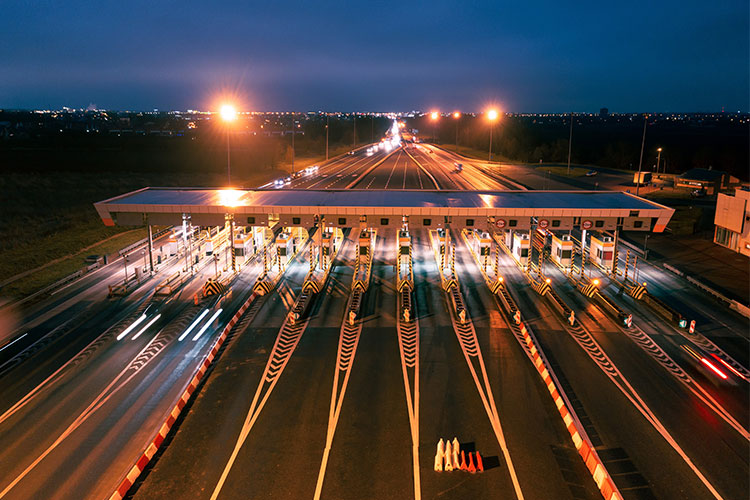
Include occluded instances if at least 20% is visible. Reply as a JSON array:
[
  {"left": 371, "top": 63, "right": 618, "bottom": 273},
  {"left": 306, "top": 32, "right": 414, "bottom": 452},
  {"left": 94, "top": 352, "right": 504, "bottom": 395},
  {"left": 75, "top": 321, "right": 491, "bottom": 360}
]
[{"left": 1, "top": 1, "right": 748, "bottom": 113}]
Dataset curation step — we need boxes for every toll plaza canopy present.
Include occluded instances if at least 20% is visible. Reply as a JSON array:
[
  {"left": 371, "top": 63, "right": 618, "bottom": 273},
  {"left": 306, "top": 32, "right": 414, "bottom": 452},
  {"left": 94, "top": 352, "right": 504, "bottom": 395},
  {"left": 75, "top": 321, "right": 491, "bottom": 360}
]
[{"left": 95, "top": 188, "right": 674, "bottom": 232}]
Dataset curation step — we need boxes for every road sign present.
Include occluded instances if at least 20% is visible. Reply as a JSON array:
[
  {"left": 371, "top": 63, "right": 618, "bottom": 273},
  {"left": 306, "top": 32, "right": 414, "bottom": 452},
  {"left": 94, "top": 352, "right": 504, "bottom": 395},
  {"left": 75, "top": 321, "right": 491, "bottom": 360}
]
[
  {"left": 495, "top": 218, "right": 507, "bottom": 229},
  {"left": 582, "top": 220, "right": 593, "bottom": 230},
  {"left": 514, "top": 310, "right": 521, "bottom": 324},
  {"left": 689, "top": 320, "right": 696, "bottom": 334},
  {"left": 568, "top": 310, "right": 575, "bottom": 326},
  {"left": 625, "top": 314, "right": 632, "bottom": 328},
  {"left": 538, "top": 219, "right": 549, "bottom": 229}
]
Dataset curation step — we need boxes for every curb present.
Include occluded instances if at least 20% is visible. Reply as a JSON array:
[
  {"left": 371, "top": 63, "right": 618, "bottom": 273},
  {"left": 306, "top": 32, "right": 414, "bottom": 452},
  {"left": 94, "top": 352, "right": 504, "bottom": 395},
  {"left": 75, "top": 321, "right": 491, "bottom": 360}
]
[
  {"left": 517, "top": 320, "right": 622, "bottom": 500},
  {"left": 109, "top": 291, "right": 258, "bottom": 500},
  {"left": 403, "top": 147, "right": 441, "bottom": 190}
]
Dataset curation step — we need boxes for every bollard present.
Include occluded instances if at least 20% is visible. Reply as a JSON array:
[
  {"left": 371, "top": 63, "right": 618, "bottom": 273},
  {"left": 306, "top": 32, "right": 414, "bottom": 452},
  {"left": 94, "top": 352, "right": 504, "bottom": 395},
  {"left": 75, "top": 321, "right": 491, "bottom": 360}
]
[{"left": 348, "top": 310, "right": 356, "bottom": 326}]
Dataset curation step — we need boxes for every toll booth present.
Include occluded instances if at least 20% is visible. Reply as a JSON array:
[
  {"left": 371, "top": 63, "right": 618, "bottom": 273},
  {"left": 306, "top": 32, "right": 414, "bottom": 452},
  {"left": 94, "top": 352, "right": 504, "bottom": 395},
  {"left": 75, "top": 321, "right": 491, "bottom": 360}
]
[
  {"left": 233, "top": 230, "right": 253, "bottom": 257},
  {"left": 398, "top": 229, "right": 411, "bottom": 257},
  {"left": 590, "top": 234, "right": 615, "bottom": 271},
  {"left": 252, "top": 226, "right": 265, "bottom": 250},
  {"left": 167, "top": 227, "right": 183, "bottom": 256},
  {"left": 275, "top": 232, "right": 294, "bottom": 263},
  {"left": 359, "top": 229, "right": 373, "bottom": 257},
  {"left": 436, "top": 228, "right": 447, "bottom": 256},
  {"left": 469, "top": 230, "right": 491, "bottom": 257},
  {"left": 321, "top": 229, "right": 338, "bottom": 260},
  {"left": 551, "top": 234, "right": 574, "bottom": 268},
  {"left": 513, "top": 233, "right": 530, "bottom": 265},
  {"left": 503, "top": 229, "right": 513, "bottom": 249}
]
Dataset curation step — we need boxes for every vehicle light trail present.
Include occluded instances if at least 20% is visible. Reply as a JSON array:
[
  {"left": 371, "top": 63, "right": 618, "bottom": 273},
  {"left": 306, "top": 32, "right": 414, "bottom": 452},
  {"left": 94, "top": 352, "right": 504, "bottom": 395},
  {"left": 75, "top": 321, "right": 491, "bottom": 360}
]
[
  {"left": 131, "top": 314, "right": 161, "bottom": 340},
  {"left": 179, "top": 309, "right": 209, "bottom": 341},
  {"left": 0, "top": 333, "right": 27, "bottom": 352},
  {"left": 116, "top": 314, "right": 147, "bottom": 341},
  {"left": 193, "top": 309, "right": 222, "bottom": 341},
  {"left": 701, "top": 358, "right": 729, "bottom": 380}
]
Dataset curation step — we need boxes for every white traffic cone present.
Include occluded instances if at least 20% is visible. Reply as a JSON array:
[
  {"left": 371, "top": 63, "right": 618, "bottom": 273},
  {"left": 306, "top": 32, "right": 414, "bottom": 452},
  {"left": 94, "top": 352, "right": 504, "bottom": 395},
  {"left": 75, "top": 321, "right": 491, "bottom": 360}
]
[
  {"left": 444, "top": 440, "right": 453, "bottom": 471},
  {"left": 451, "top": 437, "right": 460, "bottom": 469},
  {"left": 434, "top": 438, "right": 444, "bottom": 472}
]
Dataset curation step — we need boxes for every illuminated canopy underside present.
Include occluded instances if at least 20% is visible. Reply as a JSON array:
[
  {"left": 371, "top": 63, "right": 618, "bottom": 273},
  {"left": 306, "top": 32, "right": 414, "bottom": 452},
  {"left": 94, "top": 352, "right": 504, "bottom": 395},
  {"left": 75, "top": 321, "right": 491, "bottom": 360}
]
[{"left": 94, "top": 188, "right": 674, "bottom": 232}]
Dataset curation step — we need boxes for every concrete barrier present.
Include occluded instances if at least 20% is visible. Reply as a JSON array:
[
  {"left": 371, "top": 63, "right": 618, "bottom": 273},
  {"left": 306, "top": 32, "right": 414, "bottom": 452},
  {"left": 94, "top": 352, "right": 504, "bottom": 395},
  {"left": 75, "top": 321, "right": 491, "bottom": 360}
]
[{"left": 109, "top": 291, "right": 258, "bottom": 500}]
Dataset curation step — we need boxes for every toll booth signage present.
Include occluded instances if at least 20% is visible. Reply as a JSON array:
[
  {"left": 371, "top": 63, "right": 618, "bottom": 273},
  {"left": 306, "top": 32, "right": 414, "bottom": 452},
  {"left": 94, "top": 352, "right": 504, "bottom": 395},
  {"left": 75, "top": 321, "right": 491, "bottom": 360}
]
[
  {"left": 495, "top": 219, "right": 507, "bottom": 229},
  {"left": 581, "top": 220, "right": 593, "bottom": 230},
  {"left": 538, "top": 219, "right": 549, "bottom": 229}
]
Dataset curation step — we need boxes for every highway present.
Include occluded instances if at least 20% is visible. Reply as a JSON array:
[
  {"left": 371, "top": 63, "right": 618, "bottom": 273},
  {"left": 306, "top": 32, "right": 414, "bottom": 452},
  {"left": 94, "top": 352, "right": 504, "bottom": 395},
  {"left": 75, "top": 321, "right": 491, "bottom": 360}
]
[{"left": 0, "top": 132, "right": 746, "bottom": 500}]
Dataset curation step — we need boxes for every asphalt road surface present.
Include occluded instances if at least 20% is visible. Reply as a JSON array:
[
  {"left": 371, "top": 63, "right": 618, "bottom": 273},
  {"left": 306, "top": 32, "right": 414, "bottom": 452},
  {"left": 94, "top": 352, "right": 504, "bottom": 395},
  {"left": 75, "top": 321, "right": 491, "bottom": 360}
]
[{"left": 0, "top": 138, "right": 746, "bottom": 500}]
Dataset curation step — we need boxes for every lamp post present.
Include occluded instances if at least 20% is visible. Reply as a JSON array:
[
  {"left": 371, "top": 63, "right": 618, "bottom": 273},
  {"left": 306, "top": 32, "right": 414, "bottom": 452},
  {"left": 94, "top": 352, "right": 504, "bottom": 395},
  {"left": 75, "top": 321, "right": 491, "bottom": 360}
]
[
  {"left": 567, "top": 112, "right": 573, "bottom": 176},
  {"left": 635, "top": 114, "right": 648, "bottom": 196},
  {"left": 325, "top": 113, "right": 329, "bottom": 160},
  {"left": 430, "top": 111, "right": 439, "bottom": 143},
  {"left": 291, "top": 116, "right": 296, "bottom": 174},
  {"left": 656, "top": 147, "right": 663, "bottom": 174},
  {"left": 453, "top": 111, "right": 460, "bottom": 152},
  {"left": 487, "top": 109, "right": 499, "bottom": 162},
  {"left": 219, "top": 104, "right": 238, "bottom": 183}
]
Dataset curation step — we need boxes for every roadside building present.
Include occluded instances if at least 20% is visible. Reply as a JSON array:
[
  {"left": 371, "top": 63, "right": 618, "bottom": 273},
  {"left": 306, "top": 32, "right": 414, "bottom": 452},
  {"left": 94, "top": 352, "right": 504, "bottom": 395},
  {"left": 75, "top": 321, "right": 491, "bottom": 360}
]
[
  {"left": 713, "top": 186, "right": 750, "bottom": 257},
  {"left": 676, "top": 168, "right": 732, "bottom": 195}
]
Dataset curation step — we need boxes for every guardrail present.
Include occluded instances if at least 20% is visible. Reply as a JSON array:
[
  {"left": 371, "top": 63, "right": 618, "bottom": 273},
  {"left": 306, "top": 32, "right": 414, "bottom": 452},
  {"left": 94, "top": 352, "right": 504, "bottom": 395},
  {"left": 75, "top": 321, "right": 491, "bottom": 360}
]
[{"left": 119, "top": 227, "right": 171, "bottom": 256}]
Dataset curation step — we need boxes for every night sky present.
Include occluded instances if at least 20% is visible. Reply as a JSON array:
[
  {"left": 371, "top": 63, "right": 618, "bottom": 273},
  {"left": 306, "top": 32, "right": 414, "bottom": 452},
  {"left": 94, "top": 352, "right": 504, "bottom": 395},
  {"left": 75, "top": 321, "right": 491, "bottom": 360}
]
[{"left": 1, "top": 1, "right": 748, "bottom": 112}]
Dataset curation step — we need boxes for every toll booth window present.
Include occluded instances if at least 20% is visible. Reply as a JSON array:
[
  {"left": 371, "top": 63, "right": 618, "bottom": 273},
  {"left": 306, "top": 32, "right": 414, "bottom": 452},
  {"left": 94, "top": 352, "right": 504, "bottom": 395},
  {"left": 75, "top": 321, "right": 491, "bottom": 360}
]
[
  {"left": 629, "top": 210, "right": 639, "bottom": 217},
  {"left": 595, "top": 220, "right": 604, "bottom": 228},
  {"left": 509, "top": 220, "right": 517, "bottom": 227},
  {"left": 562, "top": 249, "right": 572, "bottom": 259},
  {"left": 278, "top": 247, "right": 287, "bottom": 256},
  {"left": 551, "top": 220, "right": 560, "bottom": 227},
  {"left": 633, "top": 220, "right": 643, "bottom": 228},
  {"left": 380, "top": 218, "right": 389, "bottom": 226},
  {"left": 247, "top": 216, "right": 255, "bottom": 224},
  {"left": 466, "top": 219, "right": 474, "bottom": 227},
  {"left": 520, "top": 248, "right": 529, "bottom": 257},
  {"left": 292, "top": 217, "right": 301, "bottom": 225},
  {"left": 423, "top": 218, "right": 431, "bottom": 226},
  {"left": 338, "top": 218, "right": 347, "bottom": 226},
  {"left": 360, "top": 246, "right": 368, "bottom": 255}
]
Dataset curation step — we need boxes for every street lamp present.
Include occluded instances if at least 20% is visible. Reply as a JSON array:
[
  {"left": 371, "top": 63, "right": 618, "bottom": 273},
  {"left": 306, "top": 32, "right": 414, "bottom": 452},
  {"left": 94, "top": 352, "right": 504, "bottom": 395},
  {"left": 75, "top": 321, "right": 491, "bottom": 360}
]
[
  {"left": 452, "top": 111, "right": 460, "bottom": 151},
  {"left": 430, "top": 111, "right": 439, "bottom": 143},
  {"left": 635, "top": 114, "right": 648, "bottom": 196},
  {"left": 656, "top": 147, "right": 663, "bottom": 174},
  {"left": 219, "top": 104, "right": 237, "bottom": 183},
  {"left": 487, "top": 109, "right": 499, "bottom": 162}
]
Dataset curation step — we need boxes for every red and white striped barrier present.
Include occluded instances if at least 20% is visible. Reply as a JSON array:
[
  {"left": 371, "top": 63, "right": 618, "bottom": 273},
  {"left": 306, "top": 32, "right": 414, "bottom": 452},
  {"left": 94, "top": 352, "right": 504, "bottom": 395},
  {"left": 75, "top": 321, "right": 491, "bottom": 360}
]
[
  {"left": 110, "top": 292, "right": 258, "bottom": 500},
  {"left": 518, "top": 321, "right": 622, "bottom": 500}
]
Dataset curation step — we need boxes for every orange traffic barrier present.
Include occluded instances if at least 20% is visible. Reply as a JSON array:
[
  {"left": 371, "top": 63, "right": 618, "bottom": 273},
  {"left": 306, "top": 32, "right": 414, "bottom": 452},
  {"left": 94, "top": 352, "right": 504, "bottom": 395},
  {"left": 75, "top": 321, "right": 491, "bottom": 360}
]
[
  {"left": 467, "top": 451, "right": 476, "bottom": 473},
  {"left": 475, "top": 452, "right": 484, "bottom": 473},
  {"left": 459, "top": 450, "right": 467, "bottom": 471},
  {"left": 444, "top": 440, "right": 454, "bottom": 471}
]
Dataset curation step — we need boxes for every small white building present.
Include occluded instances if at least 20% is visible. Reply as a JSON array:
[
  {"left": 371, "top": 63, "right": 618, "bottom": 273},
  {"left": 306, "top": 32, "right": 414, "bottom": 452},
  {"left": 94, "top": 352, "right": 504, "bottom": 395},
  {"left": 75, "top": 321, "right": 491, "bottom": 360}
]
[{"left": 714, "top": 187, "right": 750, "bottom": 257}]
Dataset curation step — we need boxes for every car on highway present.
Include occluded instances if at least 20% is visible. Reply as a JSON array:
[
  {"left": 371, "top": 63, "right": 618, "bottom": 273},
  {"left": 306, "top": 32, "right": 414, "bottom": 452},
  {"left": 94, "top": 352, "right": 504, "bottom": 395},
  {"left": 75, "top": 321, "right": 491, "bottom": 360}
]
[
  {"left": 585, "top": 170, "right": 598, "bottom": 177},
  {"left": 454, "top": 162, "right": 463, "bottom": 172},
  {"left": 274, "top": 179, "right": 285, "bottom": 188}
]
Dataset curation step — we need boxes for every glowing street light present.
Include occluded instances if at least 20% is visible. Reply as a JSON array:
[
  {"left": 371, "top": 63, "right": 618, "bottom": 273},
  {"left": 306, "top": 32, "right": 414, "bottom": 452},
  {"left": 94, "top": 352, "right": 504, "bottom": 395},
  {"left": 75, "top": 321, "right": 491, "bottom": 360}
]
[
  {"left": 220, "top": 104, "right": 237, "bottom": 122},
  {"left": 430, "top": 111, "right": 439, "bottom": 143},
  {"left": 219, "top": 104, "right": 238, "bottom": 183},
  {"left": 452, "top": 111, "right": 461, "bottom": 151},
  {"left": 487, "top": 109, "right": 499, "bottom": 162},
  {"left": 656, "top": 147, "right": 663, "bottom": 173}
]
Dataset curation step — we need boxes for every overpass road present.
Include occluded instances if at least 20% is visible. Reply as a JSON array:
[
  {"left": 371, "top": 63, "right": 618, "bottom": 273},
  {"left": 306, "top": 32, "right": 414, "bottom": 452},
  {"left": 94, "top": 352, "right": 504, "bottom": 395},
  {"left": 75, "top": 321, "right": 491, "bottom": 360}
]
[{"left": 0, "top": 136, "right": 746, "bottom": 500}]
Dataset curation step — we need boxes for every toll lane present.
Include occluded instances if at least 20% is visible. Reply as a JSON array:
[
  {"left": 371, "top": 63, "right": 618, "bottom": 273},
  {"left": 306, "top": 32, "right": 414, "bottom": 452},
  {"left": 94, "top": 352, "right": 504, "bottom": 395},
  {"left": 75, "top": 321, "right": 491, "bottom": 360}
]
[
  {"left": 0, "top": 243, "right": 265, "bottom": 500},
  {"left": 494, "top": 251, "right": 731, "bottom": 499}
]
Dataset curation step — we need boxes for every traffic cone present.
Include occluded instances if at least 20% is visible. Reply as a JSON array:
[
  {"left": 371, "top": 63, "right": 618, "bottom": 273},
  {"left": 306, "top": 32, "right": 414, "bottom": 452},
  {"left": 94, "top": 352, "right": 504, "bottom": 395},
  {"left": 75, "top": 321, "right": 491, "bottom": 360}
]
[
  {"left": 475, "top": 452, "right": 484, "bottom": 473},
  {"left": 444, "top": 441, "right": 453, "bottom": 471},
  {"left": 459, "top": 450, "right": 467, "bottom": 471},
  {"left": 467, "top": 451, "right": 476, "bottom": 473},
  {"left": 452, "top": 438, "right": 460, "bottom": 469},
  {"left": 434, "top": 439, "right": 444, "bottom": 472}
]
